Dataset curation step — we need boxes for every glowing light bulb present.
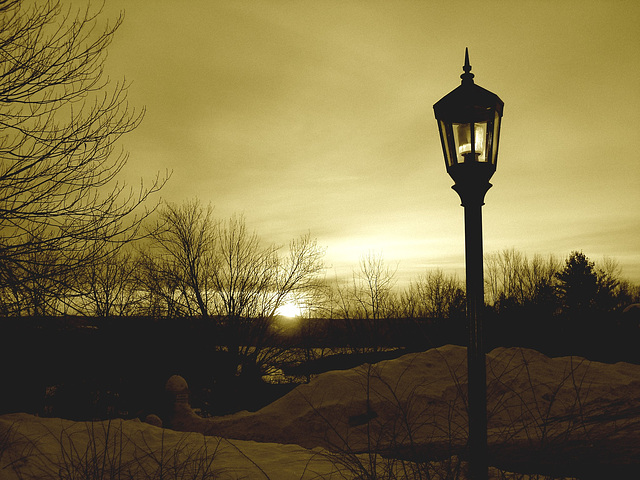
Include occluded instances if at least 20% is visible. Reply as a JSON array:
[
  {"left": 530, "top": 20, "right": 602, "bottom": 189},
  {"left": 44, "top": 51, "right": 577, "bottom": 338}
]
[{"left": 458, "top": 125, "right": 485, "bottom": 156}]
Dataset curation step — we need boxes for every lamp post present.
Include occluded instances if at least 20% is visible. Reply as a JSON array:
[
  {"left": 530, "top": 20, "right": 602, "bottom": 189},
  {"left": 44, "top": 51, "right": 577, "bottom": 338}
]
[{"left": 433, "top": 49, "right": 504, "bottom": 480}]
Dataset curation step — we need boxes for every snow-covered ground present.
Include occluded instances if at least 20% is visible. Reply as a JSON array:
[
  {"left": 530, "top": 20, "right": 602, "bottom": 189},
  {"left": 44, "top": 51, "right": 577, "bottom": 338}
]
[{"left": 2, "top": 345, "right": 639, "bottom": 479}]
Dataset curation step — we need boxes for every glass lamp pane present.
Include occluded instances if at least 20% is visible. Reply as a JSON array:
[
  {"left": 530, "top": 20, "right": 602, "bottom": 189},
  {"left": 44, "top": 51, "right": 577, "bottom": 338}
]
[
  {"left": 492, "top": 111, "right": 501, "bottom": 166},
  {"left": 438, "top": 120, "right": 454, "bottom": 167},
  {"left": 453, "top": 122, "right": 487, "bottom": 163},
  {"left": 475, "top": 121, "right": 488, "bottom": 162},
  {"left": 452, "top": 123, "right": 469, "bottom": 163}
]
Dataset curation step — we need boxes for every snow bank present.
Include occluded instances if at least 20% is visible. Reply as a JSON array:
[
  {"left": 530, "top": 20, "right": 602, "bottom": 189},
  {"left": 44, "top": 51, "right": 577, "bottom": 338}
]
[
  {"left": 0, "top": 413, "right": 576, "bottom": 480},
  {"left": 172, "top": 346, "right": 640, "bottom": 471},
  {"left": 0, "top": 413, "right": 343, "bottom": 479},
  {"left": 2, "top": 345, "right": 637, "bottom": 479}
]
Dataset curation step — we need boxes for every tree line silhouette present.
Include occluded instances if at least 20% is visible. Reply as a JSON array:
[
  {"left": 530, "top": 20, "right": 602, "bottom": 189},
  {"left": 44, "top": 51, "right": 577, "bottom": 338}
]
[{"left": 4, "top": 195, "right": 638, "bottom": 335}]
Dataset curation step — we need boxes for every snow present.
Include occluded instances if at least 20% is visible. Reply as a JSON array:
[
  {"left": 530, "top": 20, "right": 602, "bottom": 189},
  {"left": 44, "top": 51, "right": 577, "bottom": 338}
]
[
  {"left": 0, "top": 414, "right": 342, "bottom": 479},
  {"left": 3, "top": 345, "right": 639, "bottom": 479},
  {"left": 172, "top": 345, "right": 640, "bottom": 461}
]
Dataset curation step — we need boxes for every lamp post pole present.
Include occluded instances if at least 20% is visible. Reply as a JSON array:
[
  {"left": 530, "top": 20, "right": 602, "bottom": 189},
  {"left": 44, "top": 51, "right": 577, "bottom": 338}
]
[
  {"left": 453, "top": 178, "right": 490, "bottom": 480},
  {"left": 433, "top": 49, "right": 504, "bottom": 480},
  {"left": 460, "top": 188, "right": 489, "bottom": 480}
]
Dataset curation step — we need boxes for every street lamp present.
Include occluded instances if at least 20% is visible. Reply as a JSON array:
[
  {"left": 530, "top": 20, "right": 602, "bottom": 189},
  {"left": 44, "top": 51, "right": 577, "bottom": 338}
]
[{"left": 433, "top": 48, "right": 504, "bottom": 480}]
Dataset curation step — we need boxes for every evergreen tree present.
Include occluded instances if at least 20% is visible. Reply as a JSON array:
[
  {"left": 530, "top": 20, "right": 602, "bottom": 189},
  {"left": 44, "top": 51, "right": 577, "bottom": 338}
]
[{"left": 555, "top": 251, "right": 598, "bottom": 317}]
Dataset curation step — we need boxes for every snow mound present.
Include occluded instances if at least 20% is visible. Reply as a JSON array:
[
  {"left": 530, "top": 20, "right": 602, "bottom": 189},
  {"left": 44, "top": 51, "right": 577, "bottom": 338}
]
[
  {"left": 0, "top": 413, "right": 343, "bottom": 480},
  {"left": 2, "top": 346, "right": 638, "bottom": 478},
  {"left": 0, "top": 413, "right": 575, "bottom": 480},
  {"left": 172, "top": 345, "right": 640, "bottom": 472}
]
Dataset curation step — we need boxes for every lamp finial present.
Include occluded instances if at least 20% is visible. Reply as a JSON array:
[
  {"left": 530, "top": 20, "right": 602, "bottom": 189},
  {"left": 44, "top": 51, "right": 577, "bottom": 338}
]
[{"left": 461, "top": 47, "right": 474, "bottom": 84}]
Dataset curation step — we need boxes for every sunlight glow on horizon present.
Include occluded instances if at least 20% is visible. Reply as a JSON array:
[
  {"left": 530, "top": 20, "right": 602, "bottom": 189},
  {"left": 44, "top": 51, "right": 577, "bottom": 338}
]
[{"left": 276, "top": 302, "right": 304, "bottom": 318}]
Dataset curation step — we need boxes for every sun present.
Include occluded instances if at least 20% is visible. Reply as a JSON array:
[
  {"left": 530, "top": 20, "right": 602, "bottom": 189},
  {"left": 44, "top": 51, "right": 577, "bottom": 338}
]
[{"left": 276, "top": 301, "right": 303, "bottom": 318}]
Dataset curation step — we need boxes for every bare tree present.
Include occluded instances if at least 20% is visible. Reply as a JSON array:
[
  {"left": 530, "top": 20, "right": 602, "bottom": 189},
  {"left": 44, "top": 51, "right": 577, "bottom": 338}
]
[
  {"left": 144, "top": 200, "right": 217, "bottom": 317},
  {"left": 400, "top": 269, "right": 464, "bottom": 320},
  {"left": 72, "top": 247, "right": 142, "bottom": 316},
  {"left": 135, "top": 252, "right": 188, "bottom": 318},
  {"left": 212, "top": 214, "right": 325, "bottom": 376},
  {"left": 353, "top": 251, "right": 398, "bottom": 321},
  {"left": 594, "top": 256, "right": 635, "bottom": 314},
  {"left": 265, "top": 232, "right": 326, "bottom": 317},
  {"left": 0, "top": 234, "right": 71, "bottom": 315},
  {"left": 332, "top": 251, "right": 398, "bottom": 352},
  {"left": 139, "top": 203, "right": 325, "bottom": 376},
  {"left": 329, "top": 274, "right": 357, "bottom": 321},
  {"left": 0, "top": 0, "right": 165, "bottom": 306},
  {"left": 485, "top": 249, "right": 559, "bottom": 310},
  {"left": 212, "top": 214, "right": 277, "bottom": 323}
]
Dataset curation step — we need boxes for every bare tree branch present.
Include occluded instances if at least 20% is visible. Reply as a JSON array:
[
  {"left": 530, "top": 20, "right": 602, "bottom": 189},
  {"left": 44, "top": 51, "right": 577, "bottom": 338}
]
[{"left": 0, "top": 0, "right": 167, "bottom": 311}]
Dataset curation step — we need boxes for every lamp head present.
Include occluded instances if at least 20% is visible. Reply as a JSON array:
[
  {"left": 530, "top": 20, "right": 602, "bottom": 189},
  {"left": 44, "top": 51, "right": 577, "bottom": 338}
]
[{"left": 433, "top": 49, "right": 504, "bottom": 203}]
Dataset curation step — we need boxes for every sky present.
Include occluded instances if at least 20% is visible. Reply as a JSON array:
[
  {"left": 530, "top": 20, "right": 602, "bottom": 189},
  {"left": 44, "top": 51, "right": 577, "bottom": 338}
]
[{"left": 98, "top": 0, "right": 640, "bottom": 286}]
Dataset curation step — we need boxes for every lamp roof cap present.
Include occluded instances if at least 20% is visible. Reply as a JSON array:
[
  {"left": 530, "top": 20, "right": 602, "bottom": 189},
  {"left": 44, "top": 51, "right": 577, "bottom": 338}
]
[
  {"left": 461, "top": 47, "right": 474, "bottom": 84},
  {"left": 433, "top": 48, "right": 504, "bottom": 123}
]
